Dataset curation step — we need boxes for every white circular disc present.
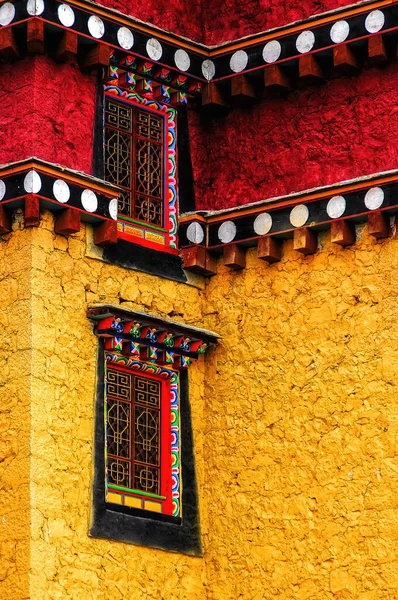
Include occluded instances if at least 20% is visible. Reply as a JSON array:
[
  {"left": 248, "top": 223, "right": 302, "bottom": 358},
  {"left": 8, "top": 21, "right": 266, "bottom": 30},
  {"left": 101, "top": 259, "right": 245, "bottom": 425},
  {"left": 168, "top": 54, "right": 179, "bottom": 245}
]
[
  {"left": 230, "top": 50, "right": 248, "bottom": 73},
  {"left": 330, "top": 20, "right": 350, "bottom": 43},
  {"left": 365, "top": 10, "right": 385, "bottom": 33},
  {"left": 27, "top": 0, "right": 45, "bottom": 16},
  {"left": 296, "top": 30, "right": 315, "bottom": 54},
  {"left": 0, "top": 3, "right": 15, "bottom": 26},
  {"left": 88, "top": 15, "right": 105, "bottom": 39},
  {"left": 364, "top": 187, "right": 384, "bottom": 210},
  {"left": 326, "top": 195, "right": 346, "bottom": 219},
  {"left": 24, "top": 170, "right": 42, "bottom": 194},
  {"left": 187, "top": 222, "right": 204, "bottom": 244},
  {"left": 53, "top": 179, "right": 70, "bottom": 204},
  {"left": 174, "top": 49, "right": 190, "bottom": 72},
  {"left": 117, "top": 27, "right": 134, "bottom": 50},
  {"left": 263, "top": 40, "right": 281, "bottom": 64},
  {"left": 0, "top": 180, "right": 6, "bottom": 201},
  {"left": 81, "top": 189, "right": 98, "bottom": 213},
  {"left": 254, "top": 213, "right": 273, "bottom": 235},
  {"left": 57, "top": 4, "right": 75, "bottom": 27},
  {"left": 218, "top": 221, "right": 237, "bottom": 243},
  {"left": 202, "top": 59, "right": 215, "bottom": 81},
  {"left": 290, "top": 204, "right": 309, "bottom": 227},
  {"left": 146, "top": 38, "right": 162, "bottom": 61},
  {"left": 109, "top": 199, "right": 118, "bottom": 221}
]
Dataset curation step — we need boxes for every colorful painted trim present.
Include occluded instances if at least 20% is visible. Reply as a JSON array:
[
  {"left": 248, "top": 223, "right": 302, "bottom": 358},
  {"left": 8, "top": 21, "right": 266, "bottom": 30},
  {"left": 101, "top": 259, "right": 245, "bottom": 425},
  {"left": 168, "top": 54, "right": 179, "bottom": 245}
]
[
  {"left": 104, "top": 352, "right": 181, "bottom": 517},
  {"left": 104, "top": 86, "right": 177, "bottom": 249}
]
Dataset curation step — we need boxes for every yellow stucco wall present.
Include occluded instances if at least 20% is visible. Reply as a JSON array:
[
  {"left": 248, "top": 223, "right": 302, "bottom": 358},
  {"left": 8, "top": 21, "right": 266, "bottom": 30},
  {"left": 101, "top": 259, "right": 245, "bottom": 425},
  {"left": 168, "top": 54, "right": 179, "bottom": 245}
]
[
  {"left": 203, "top": 224, "right": 398, "bottom": 600},
  {"left": 0, "top": 222, "right": 31, "bottom": 600},
  {"left": 2, "top": 212, "right": 398, "bottom": 599}
]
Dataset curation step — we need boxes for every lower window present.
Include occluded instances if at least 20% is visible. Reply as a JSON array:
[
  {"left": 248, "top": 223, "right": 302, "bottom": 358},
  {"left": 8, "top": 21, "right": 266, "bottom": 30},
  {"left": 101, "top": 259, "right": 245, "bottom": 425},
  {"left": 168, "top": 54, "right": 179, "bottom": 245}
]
[{"left": 90, "top": 344, "right": 201, "bottom": 554}]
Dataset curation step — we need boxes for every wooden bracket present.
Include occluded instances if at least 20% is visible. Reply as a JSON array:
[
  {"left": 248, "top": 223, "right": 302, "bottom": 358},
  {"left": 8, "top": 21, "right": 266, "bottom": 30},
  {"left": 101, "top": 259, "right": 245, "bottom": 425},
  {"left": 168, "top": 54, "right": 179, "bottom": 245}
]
[
  {"left": 293, "top": 227, "right": 317, "bottom": 255},
  {"left": 264, "top": 65, "right": 291, "bottom": 92},
  {"left": 368, "top": 34, "right": 388, "bottom": 65},
  {"left": 24, "top": 194, "right": 40, "bottom": 227},
  {"left": 231, "top": 75, "right": 257, "bottom": 105},
  {"left": 55, "top": 208, "right": 81, "bottom": 236},
  {"left": 55, "top": 30, "right": 78, "bottom": 63},
  {"left": 0, "top": 205, "right": 11, "bottom": 235},
  {"left": 368, "top": 211, "right": 389, "bottom": 239},
  {"left": 299, "top": 55, "right": 325, "bottom": 85},
  {"left": 223, "top": 244, "right": 246, "bottom": 270},
  {"left": 0, "top": 28, "right": 19, "bottom": 61},
  {"left": 257, "top": 236, "right": 281, "bottom": 263},
  {"left": 331, "top": 220, "right": 355, "bottom": 246},
  {"left": 180, "top": 246, "right": 217, "bottom": 276},
  {"left": 80, "top": 43, "right": 111, "bottom": 72},
  {"left": 333, "top": 44, "right": 360, "bottom": 74},
  {"left": 93, "top": 220, "right": 118, "bottom": 246},
  {"left": 27, "top": 18, "right": 45, "bottom": 54},
  {"left": 202, "top": 83, "right": 228, "bottom": 108}
]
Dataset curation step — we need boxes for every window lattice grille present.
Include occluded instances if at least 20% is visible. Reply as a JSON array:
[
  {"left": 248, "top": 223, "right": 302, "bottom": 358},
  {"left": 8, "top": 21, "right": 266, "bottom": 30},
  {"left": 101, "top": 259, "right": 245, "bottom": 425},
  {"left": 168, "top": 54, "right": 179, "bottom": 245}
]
[
  {"left": 106, "top": 368, "right": 161, "bottom": 495},
  {"left": 104, "top": 98, "right": 164, "bottom": 226}
]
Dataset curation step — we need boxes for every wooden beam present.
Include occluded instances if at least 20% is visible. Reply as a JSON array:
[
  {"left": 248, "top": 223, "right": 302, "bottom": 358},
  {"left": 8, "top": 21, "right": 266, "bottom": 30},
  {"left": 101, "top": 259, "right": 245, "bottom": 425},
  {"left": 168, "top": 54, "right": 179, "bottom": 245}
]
[
  {"left": 27, "top": 18, "right": 44, "bottom": 54},
  {"left": 231, "top": 75, "right": 257, "bottom": 103},
  {"left": 202, "top": 82, "right": 228, "bottom": 108},
  {"left": 368, "top": 210, "right": 389, "bottom": 239},
  {"left": 80, "top": 43, "right": 111, "bottom": 72},
  {"left": 298, "top": 55, "right": 325, "bottom": 85},
  {"left": 264, "top": 65, "right": 291, "bottom": 92},
  {"left": 93, "top": 221, "right": 118, "bottom": 246},
  {"left": 333, "top": 44, "right": 360, "bottom": 74},
  {"left": 180, "top": 246, "right": 217, "bottom": 276},
  {"left": 55, "top": 30, "right": 78, "bottom": 63},
  {"left": 257, "top": 236, "right": 281, "bottom": 263},
  {"left": 24, "top": 194, "right": 40, "bottom": 227},
  {"left": 0, "top": 205, "right": 11, "bottom": 235},
  {"left": 368, "top": 34, "right": 388, "bottom": 65},
  {"left": 223, "top": 244, "right": 246, "bottom": 270},
  {"left": 0, "top": 28, "right": 18, "bottom": 61},
  {"left": 331, "top": 220, "right": 355, "bottom": 246},
  {"left": 293, "top": 227, "right": 317, "bottom": 255},
  {"left": 55, "top": 208, "right": 81, "bottom": 236}
]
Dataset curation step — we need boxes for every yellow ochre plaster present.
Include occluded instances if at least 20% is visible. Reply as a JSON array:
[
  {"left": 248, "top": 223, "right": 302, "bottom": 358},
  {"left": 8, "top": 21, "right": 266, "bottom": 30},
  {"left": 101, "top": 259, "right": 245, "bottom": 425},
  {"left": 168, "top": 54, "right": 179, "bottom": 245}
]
[{"left": 2, "top": 211, "right": 398, "bottom": 599}]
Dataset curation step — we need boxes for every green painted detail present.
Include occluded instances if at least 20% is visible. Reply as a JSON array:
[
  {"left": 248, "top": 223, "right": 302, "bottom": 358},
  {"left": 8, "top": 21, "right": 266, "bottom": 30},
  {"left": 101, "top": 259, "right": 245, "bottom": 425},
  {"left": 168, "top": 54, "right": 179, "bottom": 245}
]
[
  {"left": 118, "top": 216, "right": 167, "bottom": 233},
  {"left": 108, "top": 484, "right": 166, "bottom": 500}
]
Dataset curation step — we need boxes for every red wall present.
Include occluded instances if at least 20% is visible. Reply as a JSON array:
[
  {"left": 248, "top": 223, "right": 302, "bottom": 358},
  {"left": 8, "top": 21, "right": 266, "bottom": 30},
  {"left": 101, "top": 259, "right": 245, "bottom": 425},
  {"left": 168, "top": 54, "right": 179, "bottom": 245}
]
[
  {"left": 0, "top": 56, "right": 95, "bottom": 172},
  {"left": 202, "top": 0, "right": 367, "bottom": 45},
  {"left": 189, "top": 64, "right": 398, "bottom": 211},
  {"left": 98, "top": 0, "right": 204, "bottom": 43}
]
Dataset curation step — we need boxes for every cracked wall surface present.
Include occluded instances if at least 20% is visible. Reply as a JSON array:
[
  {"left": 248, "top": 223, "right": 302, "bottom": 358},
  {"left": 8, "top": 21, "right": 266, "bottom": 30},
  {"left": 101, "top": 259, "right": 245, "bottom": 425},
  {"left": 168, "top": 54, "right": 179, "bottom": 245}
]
[
  {"left": 0, "top": 223, "right": 31, "bottom": 600},
  {"left": 203, "top": 224, "right": 398, "bottom": 599},
  {"left": 2, "top": 211, "right": 398, "bottom": 598}
]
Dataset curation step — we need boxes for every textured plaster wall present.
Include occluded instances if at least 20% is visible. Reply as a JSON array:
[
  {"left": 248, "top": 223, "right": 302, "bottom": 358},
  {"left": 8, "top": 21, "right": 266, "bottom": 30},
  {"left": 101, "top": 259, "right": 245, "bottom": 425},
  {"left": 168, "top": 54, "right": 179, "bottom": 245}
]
[
  {"left": 0, "top": 223, "right": 32, "bottom": 600},
  {"left": 28, "top": 212, "right": 207, "bottom": 600},
  {"left": 203, "top": 224, "right": 398, "bottom": 599},
  {"left": 202, "top": 0, "right": 364, "bottom": 45},
  {"left": 3, "top": 213, "right": 398, "bottom": 599},
  {"left": 0, "top": 56, "right": 95, "bottom": 172},
  {"left": 190, "top": 64, "right": 398, "bottom": 211}
]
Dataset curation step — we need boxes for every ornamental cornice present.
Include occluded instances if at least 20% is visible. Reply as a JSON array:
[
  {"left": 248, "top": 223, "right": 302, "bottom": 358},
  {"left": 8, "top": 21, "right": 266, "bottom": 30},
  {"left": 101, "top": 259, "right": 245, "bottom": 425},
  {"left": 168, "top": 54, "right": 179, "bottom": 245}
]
[
  {"left": 1, "top": 0, "right": 398, "bottom": 105},
  {"left": 179, "top": 169, "right": 398, "bottom": 273}
]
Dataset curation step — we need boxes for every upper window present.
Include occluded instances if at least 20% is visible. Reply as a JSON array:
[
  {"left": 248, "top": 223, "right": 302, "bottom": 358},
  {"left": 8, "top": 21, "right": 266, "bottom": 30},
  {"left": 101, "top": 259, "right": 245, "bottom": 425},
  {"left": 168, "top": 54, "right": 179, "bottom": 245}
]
[
  {"left": 104, "top": 98, "right": 164, "bottom": 227},
  {"left": 103, "top": 89, "right": 178, "bottom": 252}
]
